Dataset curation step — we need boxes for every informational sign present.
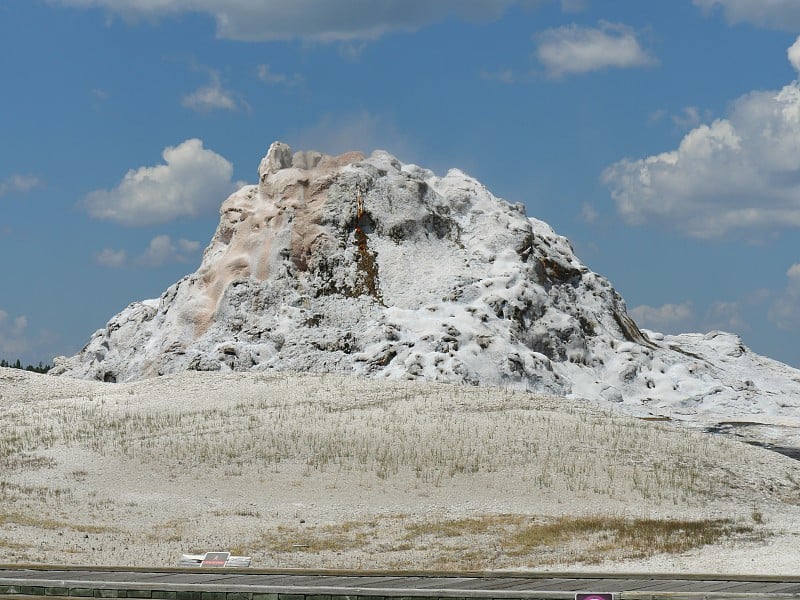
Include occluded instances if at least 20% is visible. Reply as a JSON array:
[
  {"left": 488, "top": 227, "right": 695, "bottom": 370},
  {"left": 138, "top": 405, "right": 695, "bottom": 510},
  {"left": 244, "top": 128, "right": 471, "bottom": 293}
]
[
  {"left": 179, "top": 552, "right": 252, "bottom": 567},
  {"left": 200, "top": 552, "right": 231, "bottom": 567},
  {"left": 575, "top": 594, "right": 615, "bottom": 600}
]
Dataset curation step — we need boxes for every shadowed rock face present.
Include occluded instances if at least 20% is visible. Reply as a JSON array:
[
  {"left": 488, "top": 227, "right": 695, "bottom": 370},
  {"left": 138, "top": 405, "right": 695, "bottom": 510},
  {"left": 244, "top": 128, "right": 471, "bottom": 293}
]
[{"left": 53, "top": 142, "right": 800, "bottom": 430}]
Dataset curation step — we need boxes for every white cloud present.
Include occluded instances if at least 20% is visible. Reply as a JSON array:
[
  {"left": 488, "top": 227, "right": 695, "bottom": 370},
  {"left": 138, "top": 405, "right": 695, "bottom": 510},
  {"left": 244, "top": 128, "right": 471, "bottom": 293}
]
[
  {"left": 704, "top": 301, "right": 748, "bottom": 332},
  {"left": 338, "top": 41, "right": 368, "bottom": 60},
  {"left": 90, "top": 88, "right": 110, "bottom": 110},
  {"left": 0, "top": 309, "right": 57, "bottom": 364},
  {"left": 182, "top": 86, "right": 236, "bottom": 112},
  {"left": 634, "top": 298, "right": 752, "bottom": 336},
  {"left": 0, "top": 308, "right": 30, "bottom": 356},
  {"left": 648, "top": 109, "right": 668, "bottom": 124},
  {"left": 256, "top": 64, "right": 304, "bottom": 87},
  {"left": 94, "top": 236, "right": 201, "bottom": 268},
  {"left": 694, "top": 0, "right": 800, "bottom": 30},
  {"left": 560, "top": 0, "right": 588, "bottom": 13},
  {"left": 178, "top": 238, "right": 200, "bottom": 252},
  {"left": 671, "top": 106, "right": 702, "bottom": 129},
  {"left": 606, "top": 85, "right": 800, "bottom": 237},
  {"left": 0, "top": 174, "right": 44, "bottom": 197},
  {"left": 580, "top": 202, "right": 598, "bottom": 223},
  {"left": 534, "top": 21, "right": 656, "bottom": 78},
  {"left": 604, "top": 41, "right": 800, "bottom": 239},
  {"left": 82, "top": 138, "right": 237, "bottom": 226},
  {"left": 629, "top": 302, "right": 694, "bottom": 333},
  {"left": 95, "top": 248, "right": 127, "bottom": 268},
  {"left": 744, "top": 287, "right": 771, "bottom": 305},
  {"left": 182, "top": 71, "right": 247, "bottom": 113},
  {"left": 789, "top": 36, "right": 800, "bottom": 73},
  {"left": 137, "top": 235, "right": 201, "bottom": 267},
  {"left": 290, "top": 111, "right": 415, "bottom": 161},
  {"left": 648, "top": 107, "right": 711, "bottom": 129},
  {"left": 52, "top": 0, "right": 531, "bottom": 42},
  {"left": 769, "top": 263, "right": 800, "bottom": 330}
]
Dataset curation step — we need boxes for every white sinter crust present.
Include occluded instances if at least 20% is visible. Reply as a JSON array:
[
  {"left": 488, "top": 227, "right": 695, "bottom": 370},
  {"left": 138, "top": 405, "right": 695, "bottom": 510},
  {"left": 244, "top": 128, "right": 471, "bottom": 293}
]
[{"left": 52, "top": 141, "right": 800, "bottom": 436}]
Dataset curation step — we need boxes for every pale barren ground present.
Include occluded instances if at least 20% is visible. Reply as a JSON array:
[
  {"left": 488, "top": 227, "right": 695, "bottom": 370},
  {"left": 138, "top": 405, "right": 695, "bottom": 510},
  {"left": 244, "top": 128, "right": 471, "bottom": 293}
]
[{"left": 1, "top": 367, "right": 799, "bottom": 573}]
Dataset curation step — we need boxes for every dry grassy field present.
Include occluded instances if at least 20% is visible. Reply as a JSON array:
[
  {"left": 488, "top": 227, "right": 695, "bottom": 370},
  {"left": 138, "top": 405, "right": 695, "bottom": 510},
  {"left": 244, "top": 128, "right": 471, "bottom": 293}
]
[{"left": 1, "top": 367, "right": 799, "bottom": 572}]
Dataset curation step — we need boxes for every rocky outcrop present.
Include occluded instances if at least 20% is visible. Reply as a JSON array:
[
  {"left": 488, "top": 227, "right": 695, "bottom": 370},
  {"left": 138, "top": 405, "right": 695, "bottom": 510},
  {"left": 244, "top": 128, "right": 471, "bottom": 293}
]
[{"left": 53, "top": 142, "right": 800, "bottom": 428}]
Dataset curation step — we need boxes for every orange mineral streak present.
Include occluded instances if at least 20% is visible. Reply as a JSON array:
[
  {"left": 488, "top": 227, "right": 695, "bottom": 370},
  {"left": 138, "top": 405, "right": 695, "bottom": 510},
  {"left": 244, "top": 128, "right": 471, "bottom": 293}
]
[
  {"left": 352, "top": 185, "right": 383, "bottom": 303},
  {"left": 356, "top": 186, "right": 365, "bottom": 220},
  {"left": 190, "top": 149, "right": 364, "bottom": 339}
]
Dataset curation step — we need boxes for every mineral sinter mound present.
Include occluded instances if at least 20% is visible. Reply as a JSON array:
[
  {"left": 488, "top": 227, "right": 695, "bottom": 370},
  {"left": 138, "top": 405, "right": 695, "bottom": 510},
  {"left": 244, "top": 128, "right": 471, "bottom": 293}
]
[{"left": 53, "top": 142, "right": 800, "bottom": 426}]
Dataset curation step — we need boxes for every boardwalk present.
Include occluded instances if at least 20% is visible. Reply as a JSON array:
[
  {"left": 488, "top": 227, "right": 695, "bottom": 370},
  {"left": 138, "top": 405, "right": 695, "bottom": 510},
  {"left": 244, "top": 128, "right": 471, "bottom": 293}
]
[{"left": 2, "top": 567, "right": 800, "bottom": 599}]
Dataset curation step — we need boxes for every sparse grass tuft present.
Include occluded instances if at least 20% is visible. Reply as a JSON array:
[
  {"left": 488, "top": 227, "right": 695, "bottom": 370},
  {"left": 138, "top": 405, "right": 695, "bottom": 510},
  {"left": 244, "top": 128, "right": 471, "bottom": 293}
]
[
  {"left": 395, "top": 514, "right": 761, "bottom": 568},
  {"left": 248, "top": 522, "right": 371, "bottom": 553},
  {"left": 1, "top": 372, "right": 795, "bottom": 510},
  {"left": 148, "top": 518, "right": 190, "bottom": 543},
  {"left": 0, "top": 511, "right": 119, "bottom": 534},
  {"left": 236, "top": 512, "right": 763, "bottom": 570},
  {"left": 0, "top": 371, "right": 794, "bottom": 569},
  {"left": 504, "top": 515, "right": 751, "bottom": 562},
  {"left": 403, "top": 514, "right": 525, "bottom": 539}
]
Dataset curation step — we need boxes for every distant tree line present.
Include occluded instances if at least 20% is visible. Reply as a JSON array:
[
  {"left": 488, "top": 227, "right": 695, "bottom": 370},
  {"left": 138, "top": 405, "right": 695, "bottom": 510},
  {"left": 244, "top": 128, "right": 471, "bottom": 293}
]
[{"left": 0, "top": 359, "right": 51, "bottom": 373}]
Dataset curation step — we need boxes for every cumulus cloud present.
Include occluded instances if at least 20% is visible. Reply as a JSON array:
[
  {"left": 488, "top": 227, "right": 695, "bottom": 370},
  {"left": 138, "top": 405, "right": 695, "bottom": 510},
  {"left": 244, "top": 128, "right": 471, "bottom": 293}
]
[
  {"left": 0, "top": 311, "right": 28, "bottom": 338},
  {"left": 560, "top": 0, "right": 588, "bottom": 13},
  {"left": 343, "top": 42, "right": 373, "bottom": 60},
  {"left": 648, "top": 107, "right": 711, "bottom": 129},
  {"left": 256, "top": 64, "right": 304, "bottom": 87},
  {"left": 629, "top": 302, "right": 694, "bottom": 333},
  {"left": 0, "top": 174, "right": 44, "bottom": 197},
  {"left": 633, "top": 299, "right": 755, "bottom": 335},
  {"left": 648, "top": 108, "right": 668, "bottom": 124},
  {"left": 290, "top": 111, "right": 415, "bottom": 160},
  {"left": 182, "top": 71, "right": 248, "bottom": 113},
  {"left": 137, "top": 235, "right": 201, "bottom": 267},
  {"left": 95, "top": 236, "right": 201, "bottom": 268},
  {"left": 95, "top": 248, "right": 127, "bottom": 268},
  {"left": 769, "top": 263, "right": 800, "bottom": 330},
  {"left": 580, "top": 202, "right": 598, "bottom": 223},
  {"left": 82, "top": 139, "right": 237, "bottom": 226},
  {"left": 789, "top": 36, "right": 800, "bottom": 73},
  {"left": 534, "top": 21, "right": 656, "bottom": 78},
  {"left": 671, "top": 106, "right": 702, "bottom": 129},
  {"left": 0, "top": 308, "right": 30, "bottom": 356},
  {"left": 90, "top": 88, "right": 110, "bottom": 110},
  {"left": 604, "top": 41, "right": 800, "bottom": 239},
  {"left": 52, "top": 0, "right": 530, "bottom": 42},
  {"left": 694, "top": 0, "right": 800, "bottom": 30},
  {"left": 0, "top": 309, "right": 57, "bottom": 363},
  {"left": 704, "top": 301, "right": 748, "bottom": 332}
]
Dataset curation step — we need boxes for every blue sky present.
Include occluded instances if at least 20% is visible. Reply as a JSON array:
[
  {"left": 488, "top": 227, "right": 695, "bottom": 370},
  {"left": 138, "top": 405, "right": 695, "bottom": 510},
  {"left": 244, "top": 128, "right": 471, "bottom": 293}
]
[{"left": 3, "top": 0, "right": 800, "bottom": 368}]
